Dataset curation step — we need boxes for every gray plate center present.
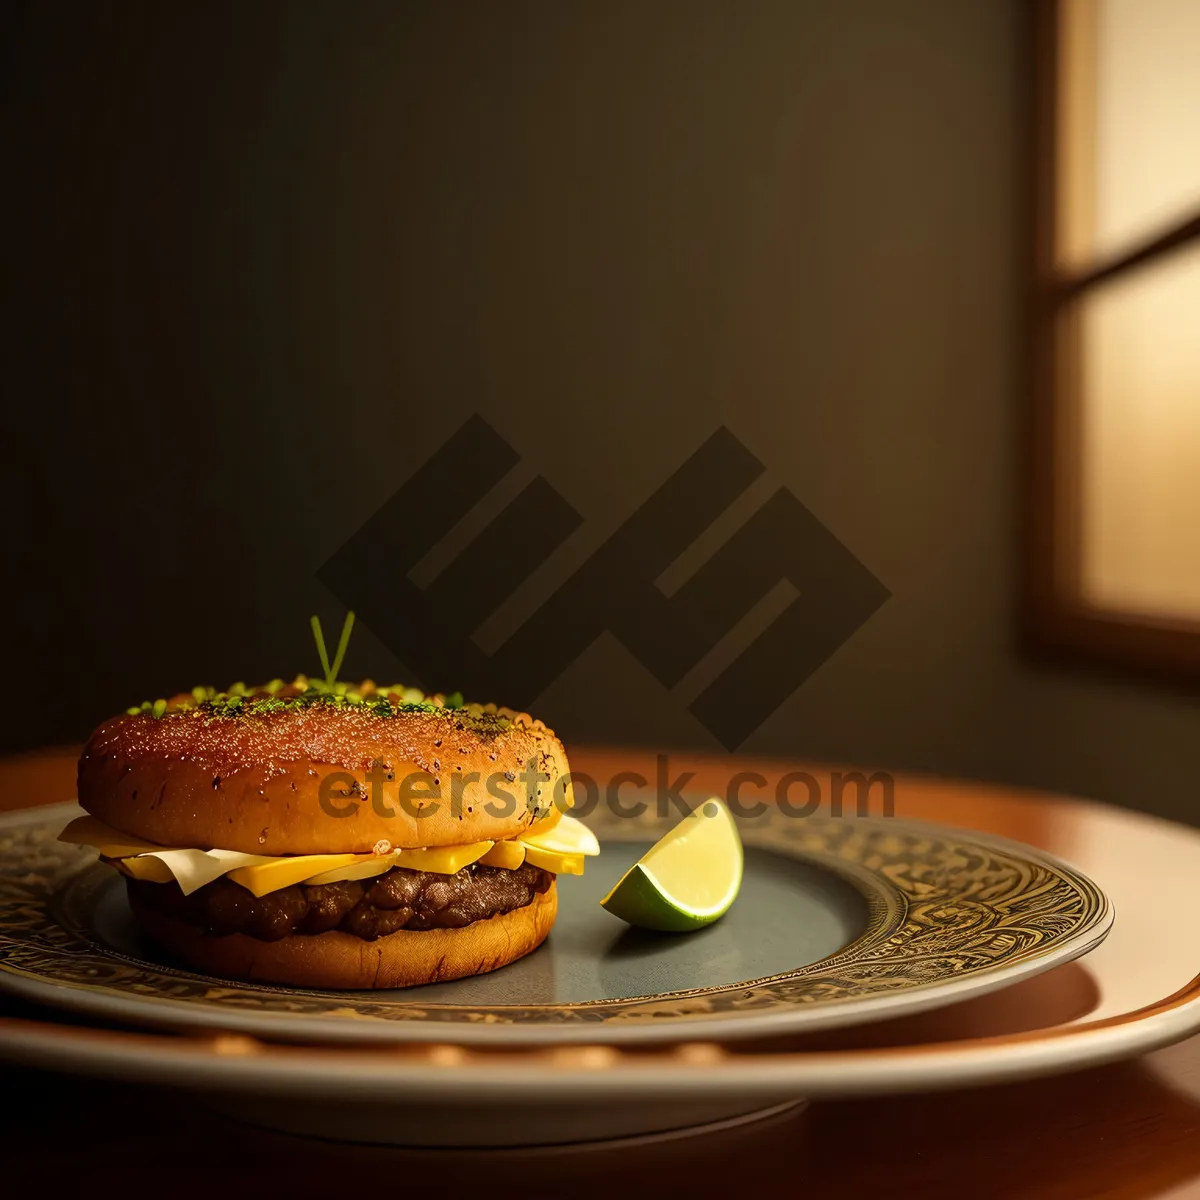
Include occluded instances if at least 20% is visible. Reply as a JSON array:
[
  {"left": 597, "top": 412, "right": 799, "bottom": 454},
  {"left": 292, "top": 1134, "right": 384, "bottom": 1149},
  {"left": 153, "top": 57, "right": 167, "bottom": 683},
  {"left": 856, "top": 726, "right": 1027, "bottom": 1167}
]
[{"left": 92, "top": 842, "right": 869, "bottom": 1004}]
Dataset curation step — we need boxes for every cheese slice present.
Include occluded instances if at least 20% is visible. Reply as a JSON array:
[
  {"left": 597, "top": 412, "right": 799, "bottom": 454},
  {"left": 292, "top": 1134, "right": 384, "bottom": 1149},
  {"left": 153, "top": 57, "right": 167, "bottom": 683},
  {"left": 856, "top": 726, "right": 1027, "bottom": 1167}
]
[
  {"left": 109, "top": 855, "right": 174, "bottom": 883},
  {"left": 146, "top": 848, "right": 282, "bottom": 895},
  {"left": 60, "top": 814, "right": 181, "bottom": 859},
  {"left": 523, "top": 845, "right": 585, "bottom": 876},
  {"left": 302, "top": 841, "right": 498, "bottom": 887},
  {"left": 392, "top": 841, "right": 494, "bottom": 874},
  {"left": 228, "top": 853, "right": 374, "bottom": 898},
  {"left": 302, "top": 854, "right": 401, "bottom": 887},
  {"left": 63, "top": 817, "right": 278, "bottom": 895},
  {"left": 522, "top": 814, "right": 600, "bottom": 857},
  {"left": 62, "top": 812, "right": 599, "bottom": 894},
  {"left": 479, "top": 839, "right": 526, "bottom": 870}
]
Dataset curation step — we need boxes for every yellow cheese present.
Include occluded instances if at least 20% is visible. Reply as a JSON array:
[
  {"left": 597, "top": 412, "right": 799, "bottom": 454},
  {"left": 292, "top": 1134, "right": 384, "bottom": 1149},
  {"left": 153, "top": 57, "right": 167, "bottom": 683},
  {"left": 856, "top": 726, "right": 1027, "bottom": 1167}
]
[
  {"left": 522, "top": 845, "right": 585, "bottom": 876},
  {"left": 392, "top": 841, "right": 494, "bottom": 874},
  {"left": 302, "top": 842, "right": 496, "bottom": 886},
  {"left": 99, "top": 840, "right": 172, "bottom": 860},
  {"left": 479, "top": 839, "right": 526, "bottom": 870},
  {"left": 63, "top": 812, "right": 597, "bottom": 895},
  {"left": 302, "top": 854, "right": 400, "bottom": 886},
  {"left": 147, "top": 848, "right": 279, "bottom": 895},
  {"left": 64, "top": 817, "right": 279, "bottom": 894},
  {"left": 59, "top": 814, "right": 180, "bottom": 859},
  {"left": 108, "top": 855, "right": 174, "bottom": 883},
  {"left": 228, "top": 853, "right": 372, "bottom": 898},
  {"left": 521, "top": 814, "right": 600, "bottom": 857}
]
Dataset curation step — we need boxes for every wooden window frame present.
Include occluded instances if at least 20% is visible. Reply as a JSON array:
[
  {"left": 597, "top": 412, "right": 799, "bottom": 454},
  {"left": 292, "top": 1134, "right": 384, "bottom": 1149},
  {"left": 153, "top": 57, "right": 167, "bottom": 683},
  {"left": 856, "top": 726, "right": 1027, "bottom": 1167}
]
[{"left": 1023, "top": 0, "right": 1200, "bottom": 682}]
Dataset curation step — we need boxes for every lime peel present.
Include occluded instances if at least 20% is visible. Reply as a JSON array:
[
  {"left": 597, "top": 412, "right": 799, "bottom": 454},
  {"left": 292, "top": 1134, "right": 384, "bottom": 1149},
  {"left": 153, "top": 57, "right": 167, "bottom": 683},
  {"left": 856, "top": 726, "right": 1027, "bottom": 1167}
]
[{"left": 600, "top": 799, "right": 743, "bottom": 932}]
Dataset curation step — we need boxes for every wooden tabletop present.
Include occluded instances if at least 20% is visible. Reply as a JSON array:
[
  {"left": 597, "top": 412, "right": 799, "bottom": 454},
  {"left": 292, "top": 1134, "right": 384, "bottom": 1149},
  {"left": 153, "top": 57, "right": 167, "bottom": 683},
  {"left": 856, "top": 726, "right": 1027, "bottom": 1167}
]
[{"left": 3, "top": 746, "right": 1200, "bottom": 1199}]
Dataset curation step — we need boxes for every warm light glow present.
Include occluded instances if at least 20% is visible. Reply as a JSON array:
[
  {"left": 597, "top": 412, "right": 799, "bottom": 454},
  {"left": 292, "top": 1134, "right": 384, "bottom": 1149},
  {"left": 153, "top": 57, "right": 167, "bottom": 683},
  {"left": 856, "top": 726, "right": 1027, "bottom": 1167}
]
[
  {"left": 1080, "top": 240, "right": 1200, "bottom": 620},
  {"left": 1060, "top": 0, "right": 1200, "bottom": 622},
  {"left": 1085, "top": 0, "right": 1200, "bottom": 261}
]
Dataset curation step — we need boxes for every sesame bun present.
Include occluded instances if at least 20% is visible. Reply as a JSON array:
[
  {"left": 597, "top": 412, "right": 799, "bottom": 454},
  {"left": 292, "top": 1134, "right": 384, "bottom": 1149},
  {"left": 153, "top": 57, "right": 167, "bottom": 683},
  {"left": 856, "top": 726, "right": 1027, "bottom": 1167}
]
[
  {"left": 128, "top": 881, "right": 557, "bottom": 988},
  {"left": 78, "top": 685, "right": 571, "bottom": 854}
]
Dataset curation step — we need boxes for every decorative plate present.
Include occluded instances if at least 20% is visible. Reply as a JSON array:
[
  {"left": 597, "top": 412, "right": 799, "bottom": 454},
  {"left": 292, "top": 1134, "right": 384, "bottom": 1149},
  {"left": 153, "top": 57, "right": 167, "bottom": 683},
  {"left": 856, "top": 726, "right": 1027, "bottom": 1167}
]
[{"left": 0, "top": 799, "right": 1112, "bottom": 1045}]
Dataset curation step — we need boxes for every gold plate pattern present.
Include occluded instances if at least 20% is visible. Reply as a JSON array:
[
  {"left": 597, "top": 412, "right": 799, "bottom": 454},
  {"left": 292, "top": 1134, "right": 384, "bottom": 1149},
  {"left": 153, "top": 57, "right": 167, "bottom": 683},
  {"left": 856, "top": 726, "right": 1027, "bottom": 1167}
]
[{"left": 0, "top": 802, "right": 1111, "bottom": 1043}]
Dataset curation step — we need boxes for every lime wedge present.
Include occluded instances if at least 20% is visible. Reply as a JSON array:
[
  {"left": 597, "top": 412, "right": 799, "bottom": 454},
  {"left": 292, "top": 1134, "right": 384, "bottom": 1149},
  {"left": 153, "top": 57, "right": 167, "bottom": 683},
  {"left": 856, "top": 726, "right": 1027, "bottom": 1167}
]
[{"left": 600, "top": 799, "right": 743, "bottom": 932}]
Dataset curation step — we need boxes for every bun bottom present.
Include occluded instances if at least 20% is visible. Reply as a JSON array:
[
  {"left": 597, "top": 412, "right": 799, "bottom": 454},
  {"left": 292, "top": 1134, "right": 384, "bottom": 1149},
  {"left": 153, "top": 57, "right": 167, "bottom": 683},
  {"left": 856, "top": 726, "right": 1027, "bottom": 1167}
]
[{"left": 128, "top": 883, "right": 557, "bottom": 989}]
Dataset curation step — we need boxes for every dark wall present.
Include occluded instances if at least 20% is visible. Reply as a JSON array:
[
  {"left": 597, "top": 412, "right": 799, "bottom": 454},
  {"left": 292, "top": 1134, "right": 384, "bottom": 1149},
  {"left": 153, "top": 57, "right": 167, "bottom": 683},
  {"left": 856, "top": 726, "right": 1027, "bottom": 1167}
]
[{"left": 5, "top": 2, "right": 1198, "bottom": 818}]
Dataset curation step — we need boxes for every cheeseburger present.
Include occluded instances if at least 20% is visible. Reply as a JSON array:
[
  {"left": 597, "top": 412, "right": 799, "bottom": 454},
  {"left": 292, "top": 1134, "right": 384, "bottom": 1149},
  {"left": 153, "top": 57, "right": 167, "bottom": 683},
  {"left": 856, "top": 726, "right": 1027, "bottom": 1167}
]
[{"left": 59, "top": 619, "right": 597, "bottom": 989}]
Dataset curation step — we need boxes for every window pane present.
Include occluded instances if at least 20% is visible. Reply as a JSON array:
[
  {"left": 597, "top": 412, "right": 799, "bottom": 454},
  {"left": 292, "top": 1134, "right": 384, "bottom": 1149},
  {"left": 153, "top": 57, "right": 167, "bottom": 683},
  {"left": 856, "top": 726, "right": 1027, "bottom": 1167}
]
[
  {"left": 1080, "top": 241, "right": 1200, "bottom": 621},
  {"left": 1088, "top": 0, "right": 1200, "bottom": 262}
]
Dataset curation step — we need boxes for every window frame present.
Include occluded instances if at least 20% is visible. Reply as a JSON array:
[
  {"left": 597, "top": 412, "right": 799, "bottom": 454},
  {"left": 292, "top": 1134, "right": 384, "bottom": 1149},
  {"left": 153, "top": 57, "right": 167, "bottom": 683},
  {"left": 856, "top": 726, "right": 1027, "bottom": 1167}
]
[{"left": 1023, "top": 0, "right": 1200, "bottom": 682}]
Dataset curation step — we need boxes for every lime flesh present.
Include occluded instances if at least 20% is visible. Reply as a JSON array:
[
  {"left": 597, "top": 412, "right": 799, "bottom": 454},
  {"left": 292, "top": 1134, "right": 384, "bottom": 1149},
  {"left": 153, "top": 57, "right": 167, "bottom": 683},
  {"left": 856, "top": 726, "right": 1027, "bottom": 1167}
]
[{"left": 600, "top": 799, "right": 743, "bottom": 932}]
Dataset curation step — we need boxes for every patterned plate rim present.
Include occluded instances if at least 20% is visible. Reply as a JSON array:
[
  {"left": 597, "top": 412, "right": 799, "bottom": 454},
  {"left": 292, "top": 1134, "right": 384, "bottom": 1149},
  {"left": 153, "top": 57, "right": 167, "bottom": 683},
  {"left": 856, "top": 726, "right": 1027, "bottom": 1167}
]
[{"left": 0, "top": 802, "right": 1113, "bottom": 1044}]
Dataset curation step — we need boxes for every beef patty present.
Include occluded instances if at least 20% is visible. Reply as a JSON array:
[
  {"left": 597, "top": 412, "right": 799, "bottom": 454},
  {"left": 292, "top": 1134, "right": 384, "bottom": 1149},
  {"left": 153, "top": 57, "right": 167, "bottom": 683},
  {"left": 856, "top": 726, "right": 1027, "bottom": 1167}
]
[{"left": 125, "top": 861, "right": 553, "bottom": 942}]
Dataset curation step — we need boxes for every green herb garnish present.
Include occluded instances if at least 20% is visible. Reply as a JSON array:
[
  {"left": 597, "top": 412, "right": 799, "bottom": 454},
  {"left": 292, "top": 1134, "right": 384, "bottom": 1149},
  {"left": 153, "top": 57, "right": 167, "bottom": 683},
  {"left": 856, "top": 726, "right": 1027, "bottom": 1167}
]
[
  {"left": 120, "top": 610, "right": 507, "bottom": 732},
  {"left": 310, "top": 610, "right": 356, "bottom": 691}
]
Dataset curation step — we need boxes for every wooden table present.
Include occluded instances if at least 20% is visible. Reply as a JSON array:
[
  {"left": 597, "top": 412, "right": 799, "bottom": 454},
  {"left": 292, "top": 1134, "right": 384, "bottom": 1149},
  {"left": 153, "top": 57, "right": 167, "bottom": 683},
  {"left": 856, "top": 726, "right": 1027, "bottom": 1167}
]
[{"left": 3, "top": 747, "right": 1199, "bottom": 1199}]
